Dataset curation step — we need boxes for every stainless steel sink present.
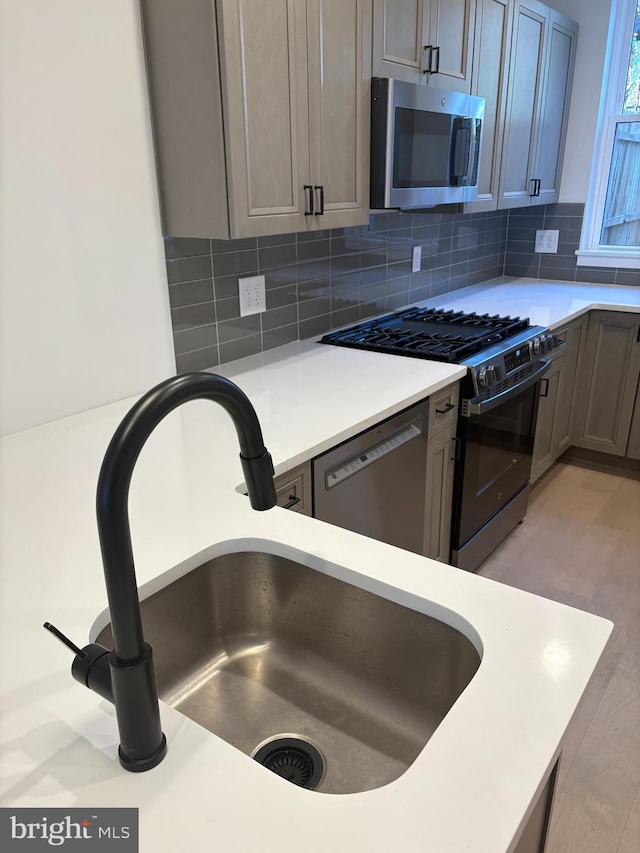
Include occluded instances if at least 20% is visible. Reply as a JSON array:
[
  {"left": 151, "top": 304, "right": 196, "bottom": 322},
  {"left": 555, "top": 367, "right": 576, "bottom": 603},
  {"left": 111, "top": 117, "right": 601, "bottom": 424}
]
[{"left": 96, "top": 552, "right": 480, "bottom": 794}]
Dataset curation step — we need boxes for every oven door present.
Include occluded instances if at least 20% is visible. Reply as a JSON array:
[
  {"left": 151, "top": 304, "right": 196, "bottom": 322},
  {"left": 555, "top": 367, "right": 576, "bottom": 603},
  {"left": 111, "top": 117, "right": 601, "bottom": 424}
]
[{"left": 452, "top": 379, "right": 542, "bottom": 557}]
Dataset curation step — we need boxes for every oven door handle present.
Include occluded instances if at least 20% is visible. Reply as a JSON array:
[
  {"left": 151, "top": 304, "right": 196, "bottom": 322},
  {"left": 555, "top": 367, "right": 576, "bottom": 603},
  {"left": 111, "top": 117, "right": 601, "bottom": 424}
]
[{"left": 462, "top": 359, "right": 552, "bottom": 417}]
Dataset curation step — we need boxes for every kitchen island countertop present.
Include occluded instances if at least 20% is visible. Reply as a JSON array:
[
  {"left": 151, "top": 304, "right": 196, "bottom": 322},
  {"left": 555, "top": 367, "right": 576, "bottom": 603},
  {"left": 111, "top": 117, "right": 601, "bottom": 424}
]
[{"left": 0, "top": 277, "right": 629, "bottom": 852}]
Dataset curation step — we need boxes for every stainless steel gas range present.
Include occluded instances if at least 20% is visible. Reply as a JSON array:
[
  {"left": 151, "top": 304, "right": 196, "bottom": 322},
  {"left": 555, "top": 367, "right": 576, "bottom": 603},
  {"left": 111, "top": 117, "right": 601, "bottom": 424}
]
[{"left": 321, "top": 306, "right": 563, "bottom": 572}]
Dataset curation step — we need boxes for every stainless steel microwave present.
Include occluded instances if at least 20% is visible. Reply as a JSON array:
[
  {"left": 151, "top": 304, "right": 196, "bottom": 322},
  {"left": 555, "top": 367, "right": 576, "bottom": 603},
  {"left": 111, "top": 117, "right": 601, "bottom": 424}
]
[{"left": 370, "top": 78, "right": 485, "bottom": 209}]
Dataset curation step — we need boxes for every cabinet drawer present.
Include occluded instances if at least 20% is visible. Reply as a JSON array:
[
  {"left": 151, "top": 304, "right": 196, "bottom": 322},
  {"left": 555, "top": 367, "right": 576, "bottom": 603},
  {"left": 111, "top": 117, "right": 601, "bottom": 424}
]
[
  {"left": 274, "top": 463, "right": 311, "bottom": 516},
  {"left": 428, "top": 384, "right": 460, "bottom": 437},
  {"left": 550, "top": 324, "right": 571, "bottom": 360}
]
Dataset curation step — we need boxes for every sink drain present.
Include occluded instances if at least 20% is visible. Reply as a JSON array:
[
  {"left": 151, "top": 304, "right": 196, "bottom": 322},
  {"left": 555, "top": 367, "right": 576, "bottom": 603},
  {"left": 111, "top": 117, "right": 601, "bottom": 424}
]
[{"left": 252, "top": 736, "right": 324, "bottom": 790}]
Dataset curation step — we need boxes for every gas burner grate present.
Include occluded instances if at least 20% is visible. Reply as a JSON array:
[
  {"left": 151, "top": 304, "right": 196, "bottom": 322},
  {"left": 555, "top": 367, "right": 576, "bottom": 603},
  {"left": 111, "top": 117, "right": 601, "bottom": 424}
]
[{"left": 321, "top": 306, "right": 530, "bottom": 364}]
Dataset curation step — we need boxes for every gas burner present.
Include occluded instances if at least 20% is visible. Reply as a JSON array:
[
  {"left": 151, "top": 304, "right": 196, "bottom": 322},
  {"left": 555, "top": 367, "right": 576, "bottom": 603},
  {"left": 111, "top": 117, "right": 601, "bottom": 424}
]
[{"left": 321, "top": 306, "right": 530, "bottom": 364}]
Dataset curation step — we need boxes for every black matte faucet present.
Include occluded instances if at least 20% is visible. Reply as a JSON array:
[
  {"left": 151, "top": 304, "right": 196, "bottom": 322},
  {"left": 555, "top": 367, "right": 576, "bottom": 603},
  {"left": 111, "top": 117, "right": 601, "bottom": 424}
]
[{"left": 45, "top": 373, "right": 277, "bottom": 771}]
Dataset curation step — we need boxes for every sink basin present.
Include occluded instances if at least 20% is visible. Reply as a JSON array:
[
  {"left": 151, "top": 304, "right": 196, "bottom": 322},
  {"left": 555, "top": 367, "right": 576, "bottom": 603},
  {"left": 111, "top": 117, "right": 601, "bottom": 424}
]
[{"left": 96, "top": 551, "right": 480, "bottom": 794}]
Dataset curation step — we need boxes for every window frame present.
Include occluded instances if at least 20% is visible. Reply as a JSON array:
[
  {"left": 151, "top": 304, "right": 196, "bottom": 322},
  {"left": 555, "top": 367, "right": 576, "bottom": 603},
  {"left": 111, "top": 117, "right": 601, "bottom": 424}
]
[{"left": 578, "top": 0, "right": 640, "bottom": 269}]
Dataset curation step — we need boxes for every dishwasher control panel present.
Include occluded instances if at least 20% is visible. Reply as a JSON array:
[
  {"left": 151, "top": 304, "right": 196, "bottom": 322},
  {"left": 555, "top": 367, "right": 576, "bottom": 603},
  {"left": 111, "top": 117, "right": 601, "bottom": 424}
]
[{"left": 326, "top": 423, "right": 421, "bottom": 488}]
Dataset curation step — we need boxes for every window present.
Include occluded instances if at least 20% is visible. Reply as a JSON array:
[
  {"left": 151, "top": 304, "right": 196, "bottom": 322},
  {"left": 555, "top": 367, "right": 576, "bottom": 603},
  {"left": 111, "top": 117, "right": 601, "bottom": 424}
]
[{"left": 579, "top": 0, "right": 640, "bottom": 268}]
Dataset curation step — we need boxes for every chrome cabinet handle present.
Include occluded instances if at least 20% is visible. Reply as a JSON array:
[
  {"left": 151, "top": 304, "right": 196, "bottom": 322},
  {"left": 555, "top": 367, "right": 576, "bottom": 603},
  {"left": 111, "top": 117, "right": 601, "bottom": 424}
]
[{"left": 540, "top": 378, "right": 550, "bottom": 398}]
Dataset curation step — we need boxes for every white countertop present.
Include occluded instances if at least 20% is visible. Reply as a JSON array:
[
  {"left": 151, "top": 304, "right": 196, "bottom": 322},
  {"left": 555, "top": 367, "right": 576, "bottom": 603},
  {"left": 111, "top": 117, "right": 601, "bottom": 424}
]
[
  {"left": 2, "top": 277, "right": 633, "bottom": 852},
  {"left": 428, "top": 276, "right": 640, "bottom": 327}
]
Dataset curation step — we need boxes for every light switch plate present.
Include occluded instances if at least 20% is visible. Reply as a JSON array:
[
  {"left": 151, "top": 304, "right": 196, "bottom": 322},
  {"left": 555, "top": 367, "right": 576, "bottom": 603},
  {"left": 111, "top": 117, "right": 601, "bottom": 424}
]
[
  {"left": 412, "top": 245, "right": 422, "bottom": 272},
  {"left": 535, "top": 230, "right": 559, "bottom": 253},
  {"left": 238, "top": 275, "right": 266, "bottom": 316}
]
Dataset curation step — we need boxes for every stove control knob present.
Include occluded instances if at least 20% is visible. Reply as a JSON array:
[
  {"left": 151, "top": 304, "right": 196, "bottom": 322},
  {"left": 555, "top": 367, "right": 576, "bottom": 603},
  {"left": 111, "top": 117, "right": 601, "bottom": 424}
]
[
  {"left": 532, "top": 337, "right": 544, "bottom": 355},
  {"left": 547, "top": 333, "right": 558, "bottom": 351},
  {"left": 478, "top": 365, "right": 497, "bottom": 387}
]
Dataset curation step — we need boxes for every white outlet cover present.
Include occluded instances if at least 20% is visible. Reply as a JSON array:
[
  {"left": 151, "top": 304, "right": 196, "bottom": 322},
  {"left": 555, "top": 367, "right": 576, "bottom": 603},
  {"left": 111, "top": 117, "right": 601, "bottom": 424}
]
[
  {"left": 238, "top": 274, "right": 266, "bottom": 317},
  {"left": 535, "top": 230, "right": 559, "bottom": 254},
  {"left": 412, "top": 245, "right": 422, "bottom": 273}
]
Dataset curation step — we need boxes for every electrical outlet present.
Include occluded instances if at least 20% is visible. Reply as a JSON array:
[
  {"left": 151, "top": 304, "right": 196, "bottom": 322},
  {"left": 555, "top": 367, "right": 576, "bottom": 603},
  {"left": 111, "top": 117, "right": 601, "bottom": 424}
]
[
  {"left": 535, "top": 230, "right": 559, "bottom": 253},
  {"left": 238, "top": 275, "right": 266, "bottom": 317},
  {"left": 412, "top": 245, "right": 422, "bottom": 273}
]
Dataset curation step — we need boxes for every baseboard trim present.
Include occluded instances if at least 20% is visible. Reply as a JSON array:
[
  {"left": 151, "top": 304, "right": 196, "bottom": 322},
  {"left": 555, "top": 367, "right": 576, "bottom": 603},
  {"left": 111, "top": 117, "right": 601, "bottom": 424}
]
[{"left": 560, "top": 446, "right": 640, "bottom": 480}]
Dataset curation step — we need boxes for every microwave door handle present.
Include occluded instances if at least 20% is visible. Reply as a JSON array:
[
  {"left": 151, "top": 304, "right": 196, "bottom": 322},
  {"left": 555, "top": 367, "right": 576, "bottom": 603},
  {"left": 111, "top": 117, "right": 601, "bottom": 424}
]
[
  {"left": 466, "top": 118, "right": 480, "bottom": 188},
  {"left": 452, "top": 121, "right": 472, "bottom": 185}
]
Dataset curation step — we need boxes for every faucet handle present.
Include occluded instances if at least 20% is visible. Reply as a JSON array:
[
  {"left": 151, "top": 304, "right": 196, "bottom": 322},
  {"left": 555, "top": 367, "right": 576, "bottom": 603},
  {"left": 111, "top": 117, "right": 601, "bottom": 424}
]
[
  {"left": 44, "top": 622, "right": 114, "bottom": 703},
  {"left": 43, "top": 622, "right": 88, "bottom": 658}
]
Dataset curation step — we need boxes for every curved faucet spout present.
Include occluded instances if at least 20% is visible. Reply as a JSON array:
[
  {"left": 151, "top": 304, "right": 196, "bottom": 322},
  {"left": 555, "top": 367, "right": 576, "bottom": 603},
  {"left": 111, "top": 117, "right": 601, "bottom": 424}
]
[
  {"left": 93, "top": 372, "right": 276, "bottom": 771},
  {"left": 97, "top": 372, "right": 276, "bottom": 661}
]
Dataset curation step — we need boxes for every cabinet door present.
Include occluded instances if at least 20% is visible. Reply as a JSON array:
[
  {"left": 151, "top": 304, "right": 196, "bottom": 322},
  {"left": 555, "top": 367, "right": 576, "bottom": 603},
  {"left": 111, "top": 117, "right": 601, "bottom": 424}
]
[
  {"left": 531, "top": 356, "right": 563, "bottom": 484},
  {"left": 465, "top": 0, "right": 513, "bottom": 211},
  {"left": 372, "top": 0, "right": 429, "bottom": 82},
  {"left": 553, "top": 318, "right": 586, "bottom": 457},
  {"left": 427, "top": 0, "right": 476, "bottom": 94},
  {"left": 217, "top": 0, "right": 311, "bottom": 237},
  {"left": 424, "top": 426, "right": 455, "bottom": 562},
  {"left": 306, "top": 0, "right": 371, "bottom": 230},
  {"left": 571, "top": 312, "right": 640, "bottom": 456},
  {"left": 626, "top": 381, "right": 640, "bottom": 460},
  {"left": 497, "top": 0, "right": 547, "bottom": 209},
  {"left": 531, "top": 10, "right": 578, "bottom": 206},
  {"left": 274, "top": 462, "right": 312, "bottom": 515}
]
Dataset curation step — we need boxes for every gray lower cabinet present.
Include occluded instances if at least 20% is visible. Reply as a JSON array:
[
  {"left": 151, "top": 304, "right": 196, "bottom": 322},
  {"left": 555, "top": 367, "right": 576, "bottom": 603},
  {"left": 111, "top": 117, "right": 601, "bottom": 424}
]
[
  {"left": 531, "top": 316, "right": 586, "bottom": 483},
  {"left": 274, "top": 463, "right": 312, "bottom": 516},
  {"left": 513, "top": 761, "right": 559, "bottom": 853},
  {"left": 626, "top": 381, "right": 640, "bottom": 460},
  {"left": 531, "top": 354, "right": 564, "bottom": 483},
  {"left": 570, "top": 311, "right": 640, "bottom": 457},
  {"left": 424, "top": 425, "right": 456, "bottom": 561},
  {"left": 424, "top": 383, "right": 458, "bottom": 561}
]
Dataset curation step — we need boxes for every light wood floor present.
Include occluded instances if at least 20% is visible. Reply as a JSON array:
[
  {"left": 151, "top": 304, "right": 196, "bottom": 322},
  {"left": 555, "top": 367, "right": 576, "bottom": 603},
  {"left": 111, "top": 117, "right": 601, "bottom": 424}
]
[{"left": 478, "top": 461, "right": 640, "bottom": 853}]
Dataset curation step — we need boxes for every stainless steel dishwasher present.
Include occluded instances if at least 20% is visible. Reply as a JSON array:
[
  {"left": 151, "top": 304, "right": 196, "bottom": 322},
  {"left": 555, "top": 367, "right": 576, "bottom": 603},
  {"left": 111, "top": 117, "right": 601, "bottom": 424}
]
[{"left": 313, "top": 401, "right": 429, "bottom": 555}]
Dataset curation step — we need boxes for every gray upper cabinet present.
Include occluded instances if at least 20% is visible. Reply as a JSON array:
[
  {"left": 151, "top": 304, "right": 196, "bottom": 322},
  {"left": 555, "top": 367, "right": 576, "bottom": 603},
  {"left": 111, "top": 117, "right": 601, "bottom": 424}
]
[
  {"left": 571, "top": 312, "right": 640, "bottom": 457},
  {"left": 372, "top": 0, "right": 476, "bottom": 94},
  {"left": 142, "top": 0, "right": 371, "bottom": 239},
  {"left": 497, "top": 1, "right": 577, "bottom": 209},
  {"left": 464, "top": 0, "right": 513, "bottom": 212},
  {"left": 306, "top": 0, "right": 372, "bottom": 231}
]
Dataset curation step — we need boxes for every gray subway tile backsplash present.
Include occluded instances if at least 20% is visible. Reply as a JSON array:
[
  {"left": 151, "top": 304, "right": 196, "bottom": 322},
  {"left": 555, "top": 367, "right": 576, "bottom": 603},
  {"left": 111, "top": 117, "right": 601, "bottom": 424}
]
[
  {"left": 166, "top": 254, "right": 212, "bottom": 285},
  {"left": 615, "top": 270, "right": 640, "bottom": 286},
  {"left": 168, "top": 279, "right": 215, "bottom": 309},
  {"left": 171, "top": 301, "right": 216, "bottom": 332},
  {"left": 503, "top": 203, "right": 638, "bottom": 286},
  {"left": 219, "top": 334, "right": 262, "bottom": 363},
  {"left": 163, "top": 205, "right": 638, "bottom": 373}
]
